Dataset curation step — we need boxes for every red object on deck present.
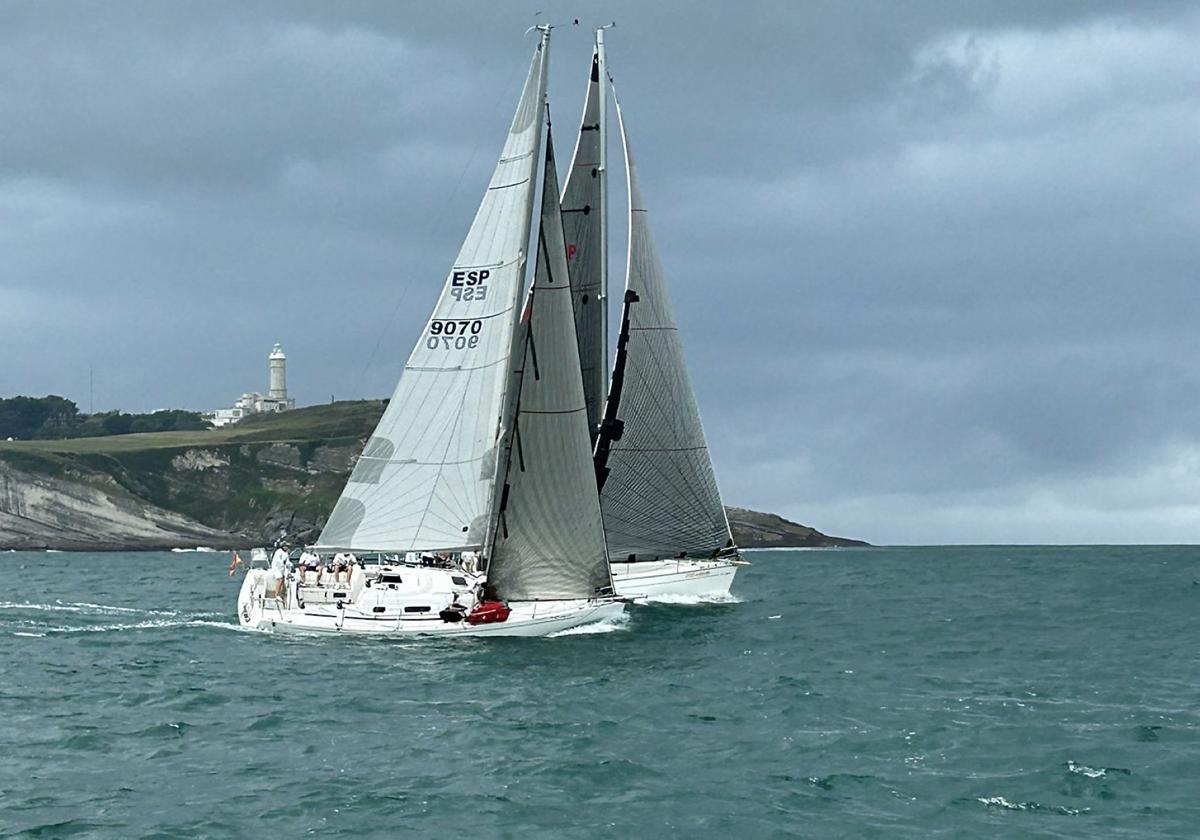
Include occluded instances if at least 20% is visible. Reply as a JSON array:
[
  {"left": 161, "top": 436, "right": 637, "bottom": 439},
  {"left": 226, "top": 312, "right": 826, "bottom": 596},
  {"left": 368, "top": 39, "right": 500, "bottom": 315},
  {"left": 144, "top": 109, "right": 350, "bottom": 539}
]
[{"left": 466, "top": 600, "right": 511, "bottom": 625}]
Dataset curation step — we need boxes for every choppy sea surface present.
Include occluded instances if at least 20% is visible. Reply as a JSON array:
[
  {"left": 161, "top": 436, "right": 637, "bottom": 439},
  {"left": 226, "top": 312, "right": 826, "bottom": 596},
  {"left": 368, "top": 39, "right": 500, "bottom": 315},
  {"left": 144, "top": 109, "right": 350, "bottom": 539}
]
[{"left": 1, "top": 546, "right": 1198, "bottom": 838}]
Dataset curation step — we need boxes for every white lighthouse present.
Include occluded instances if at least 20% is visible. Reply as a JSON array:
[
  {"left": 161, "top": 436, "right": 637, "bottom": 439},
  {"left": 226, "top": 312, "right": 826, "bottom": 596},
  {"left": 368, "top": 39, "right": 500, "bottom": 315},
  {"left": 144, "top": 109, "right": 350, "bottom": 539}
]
[
  {"left": 268, "top": 343, "right": 288, "bottom": 400},
  {"left": 201, "top": 342, "right": 297, "bottom": 427}
]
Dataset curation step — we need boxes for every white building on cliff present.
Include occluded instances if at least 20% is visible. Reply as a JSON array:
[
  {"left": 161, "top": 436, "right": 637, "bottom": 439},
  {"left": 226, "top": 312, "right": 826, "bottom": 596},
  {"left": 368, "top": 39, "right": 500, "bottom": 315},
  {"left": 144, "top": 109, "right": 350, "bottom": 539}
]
[{"left": 204, "top": 343, "right": 296, "bottom": 428}]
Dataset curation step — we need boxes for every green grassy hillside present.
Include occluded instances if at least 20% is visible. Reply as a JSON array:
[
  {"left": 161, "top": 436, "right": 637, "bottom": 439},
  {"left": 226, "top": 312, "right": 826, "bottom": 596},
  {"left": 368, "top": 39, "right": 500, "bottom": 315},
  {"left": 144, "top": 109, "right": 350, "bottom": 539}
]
[{"left": 0, "top": 400, "right": 384, "bottom": 455}]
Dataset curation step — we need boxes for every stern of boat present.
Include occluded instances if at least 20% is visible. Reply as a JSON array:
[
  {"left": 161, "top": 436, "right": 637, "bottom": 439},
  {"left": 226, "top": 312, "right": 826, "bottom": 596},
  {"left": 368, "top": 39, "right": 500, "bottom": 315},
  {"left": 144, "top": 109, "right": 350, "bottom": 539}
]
[{"left": 237, "top": 568, "right": 268, "bottom": 629}]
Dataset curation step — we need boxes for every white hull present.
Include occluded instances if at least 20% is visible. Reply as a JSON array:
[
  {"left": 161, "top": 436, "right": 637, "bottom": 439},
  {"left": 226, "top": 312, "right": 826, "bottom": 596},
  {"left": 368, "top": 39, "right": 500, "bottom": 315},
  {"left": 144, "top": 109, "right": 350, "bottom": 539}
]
[
  {"left": 609, "top": 557, "right": 741, "bottom": 600},
  {"left": 238, "top": 568, "right": 623, "bottom": 637}
]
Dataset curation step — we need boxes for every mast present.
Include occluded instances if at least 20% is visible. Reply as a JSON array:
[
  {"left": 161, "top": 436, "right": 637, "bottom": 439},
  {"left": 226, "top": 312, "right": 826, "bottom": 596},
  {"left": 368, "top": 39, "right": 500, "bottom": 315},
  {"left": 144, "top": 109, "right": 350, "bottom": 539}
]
[
  {"left": 560, "top": 28, "right": 611, "bottom": 443},
  {"left": 596, "top": 26, "right": 610, "bottom": 391}
]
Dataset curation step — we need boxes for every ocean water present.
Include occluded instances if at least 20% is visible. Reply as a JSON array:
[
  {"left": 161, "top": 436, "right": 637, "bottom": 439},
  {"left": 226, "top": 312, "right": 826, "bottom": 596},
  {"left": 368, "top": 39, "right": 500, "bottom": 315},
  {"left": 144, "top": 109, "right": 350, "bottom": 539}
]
[{"left": 1, "top": 546, "right": 1197, "bottom": 838}]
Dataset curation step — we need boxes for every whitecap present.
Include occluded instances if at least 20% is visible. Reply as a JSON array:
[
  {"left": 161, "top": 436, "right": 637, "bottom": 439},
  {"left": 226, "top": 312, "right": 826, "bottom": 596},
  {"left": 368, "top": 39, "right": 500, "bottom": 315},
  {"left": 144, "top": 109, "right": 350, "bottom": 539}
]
[
  {"left": 1066, "top": 760, "right": 1129, "bottom": 779},
  {"left": 1066, "top": 760, "right": 1106, "bottom": 778},
  {"left": 977, "top": 795, "right": 1087, "bottom": 816},
  {"left": 978, "top": 796, "right": 1026, "bottom": 811}
]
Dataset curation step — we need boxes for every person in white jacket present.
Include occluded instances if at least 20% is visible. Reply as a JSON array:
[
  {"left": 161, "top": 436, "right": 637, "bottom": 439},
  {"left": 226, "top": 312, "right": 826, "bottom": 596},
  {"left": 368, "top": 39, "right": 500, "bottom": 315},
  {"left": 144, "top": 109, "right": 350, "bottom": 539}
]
[{"left": 266, "top": 547, "right": 289, "bottom": 598}]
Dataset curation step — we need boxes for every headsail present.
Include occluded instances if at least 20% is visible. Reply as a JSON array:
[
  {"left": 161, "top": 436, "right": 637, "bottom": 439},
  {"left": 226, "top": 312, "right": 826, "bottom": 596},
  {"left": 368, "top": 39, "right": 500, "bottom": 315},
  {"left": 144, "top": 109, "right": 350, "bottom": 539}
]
[
  {"left": 487, "top": 127, "right": 613, "bottom": 601},
  {"left": 315, "top": 32, "right": 551, "bottom": 553},
  {"left": 560, "top": 31, "right": 609, "bottom": 443},
  {"left": 593, "top": 94, "right": 734, "bottom": 560}
]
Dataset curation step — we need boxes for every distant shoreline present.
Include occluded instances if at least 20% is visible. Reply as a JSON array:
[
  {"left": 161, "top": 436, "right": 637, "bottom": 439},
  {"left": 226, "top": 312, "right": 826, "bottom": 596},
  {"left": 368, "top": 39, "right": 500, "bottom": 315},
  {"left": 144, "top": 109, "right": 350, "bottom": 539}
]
[{"left": 0, "top": 401, "right": 868, "bottom": 552}]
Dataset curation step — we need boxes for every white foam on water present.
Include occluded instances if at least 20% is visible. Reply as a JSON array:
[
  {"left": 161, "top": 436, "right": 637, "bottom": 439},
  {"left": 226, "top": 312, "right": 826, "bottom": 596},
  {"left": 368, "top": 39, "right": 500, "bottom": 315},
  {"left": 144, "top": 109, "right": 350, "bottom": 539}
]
[
  {"left": 0, "top": 601, "right": 178, "bottom": 617},
  {"left": 634, "top": 592, "right": 743, "bottom": 606},
  {"left": 977, "top": 796, "right": 1087, "bottom": 816},
  {"left": 185, "top": 619, "right": 257, "bottom": 633},
  {"left": 547, "top": 613, "right": 630, "bottom": 637},
  {"left": 171, "top": 547, "right": 220, "bottom": 553},
  {"left": 1067, "top": 761, "right": 1106, "bottom": 778},
  {"left": 30, "top": 616, "right": 241, "bottom": 634},
  {"left": 1066, "top": 760, "right": 1124, "bottom": 779},
  {"left": 12, "top": 631, "right": 47, "bottom": 637}
]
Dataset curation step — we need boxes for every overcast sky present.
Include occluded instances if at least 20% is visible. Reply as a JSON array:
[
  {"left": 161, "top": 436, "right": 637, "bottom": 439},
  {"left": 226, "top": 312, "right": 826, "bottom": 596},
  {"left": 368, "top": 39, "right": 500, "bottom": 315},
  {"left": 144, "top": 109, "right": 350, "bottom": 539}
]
[{"left": 2, "top": 1, "right": 1197, "bottom": 544}]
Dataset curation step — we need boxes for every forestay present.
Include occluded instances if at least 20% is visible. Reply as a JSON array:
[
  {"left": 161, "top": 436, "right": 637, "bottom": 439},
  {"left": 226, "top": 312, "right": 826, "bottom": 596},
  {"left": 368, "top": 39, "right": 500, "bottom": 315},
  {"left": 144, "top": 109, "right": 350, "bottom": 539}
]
[
  {"left": 593, "top": 97, "right": 733, "bottom": 560},
  {"left": 315, "top": 33, "right": 550, "bottom": 553},
  {"left": 487, "top": 129, "right": 613, "bottom": 601},
  {"left": 560, "top": 43, "right": 608, "bottom": 442}
]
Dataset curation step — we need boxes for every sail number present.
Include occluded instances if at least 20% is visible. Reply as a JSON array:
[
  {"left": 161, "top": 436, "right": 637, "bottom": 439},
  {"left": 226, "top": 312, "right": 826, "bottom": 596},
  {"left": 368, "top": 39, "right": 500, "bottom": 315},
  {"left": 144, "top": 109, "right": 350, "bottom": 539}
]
[
  {"left": 450, "top": 269, "right": 489, "bottom": 302},
  {"left": 427, "top": 319, "right": 483, "bottom": 350}
]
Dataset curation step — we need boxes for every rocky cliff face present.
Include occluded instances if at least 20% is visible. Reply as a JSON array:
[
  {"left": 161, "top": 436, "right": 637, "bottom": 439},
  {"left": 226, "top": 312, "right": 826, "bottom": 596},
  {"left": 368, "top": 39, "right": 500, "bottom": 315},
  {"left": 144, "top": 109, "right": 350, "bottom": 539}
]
[{"left": 0, "top": 459, "right": 231, "bottom": 550}]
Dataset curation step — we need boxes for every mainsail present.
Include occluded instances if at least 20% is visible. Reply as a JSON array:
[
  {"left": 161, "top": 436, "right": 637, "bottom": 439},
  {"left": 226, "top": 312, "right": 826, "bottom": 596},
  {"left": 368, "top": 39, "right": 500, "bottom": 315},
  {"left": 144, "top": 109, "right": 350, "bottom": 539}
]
[
  {"left": 593, "top": 95, "right": 734, "bottom": 560},
  {"left": 486, "top": 128, "right": 613, "bottom": 600},
  {"left": 316, "top": 33, "right": 550, "bottom": 553},
  {"left": 559, "top": 33, "right": 609, "bottom": 442}
]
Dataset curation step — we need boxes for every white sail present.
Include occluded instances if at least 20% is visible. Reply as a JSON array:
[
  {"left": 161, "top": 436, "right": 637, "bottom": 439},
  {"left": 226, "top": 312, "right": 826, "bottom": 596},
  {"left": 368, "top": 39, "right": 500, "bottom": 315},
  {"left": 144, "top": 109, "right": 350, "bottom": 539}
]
[
  {"left": 559, "top": 34, "right": 609, "bottom": 442},
  {"left": 316, "top": 33, "right": 550, "bottom": 553},
  {"left": 593, "top": 95, "right": 734, "bottom": 560},
  {"left": 486, "top": 129, "right": 613, "bottom": 600}
]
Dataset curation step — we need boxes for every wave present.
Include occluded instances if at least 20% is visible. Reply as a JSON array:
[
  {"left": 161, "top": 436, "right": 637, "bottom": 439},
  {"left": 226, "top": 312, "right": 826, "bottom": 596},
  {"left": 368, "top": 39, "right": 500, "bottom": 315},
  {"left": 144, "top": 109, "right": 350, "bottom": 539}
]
[
  {"left": 170, "top": 547, "right": 221, "bottom": 553},
  {"left": 1066, "top": 760, "right": 1130, "bottom": 779},
  {"left": 976, "top": 795, "right": 1087, "bottom": 816}
]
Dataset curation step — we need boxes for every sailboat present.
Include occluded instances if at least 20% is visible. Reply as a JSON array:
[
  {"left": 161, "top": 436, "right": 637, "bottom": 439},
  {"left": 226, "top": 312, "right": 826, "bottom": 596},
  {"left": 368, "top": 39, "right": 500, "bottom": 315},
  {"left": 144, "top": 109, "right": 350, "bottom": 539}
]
[
  {"left": 237, "top": 28, "right": 624, "bottom": 636},
  {"left": 561, "top": 30, "right": 745, "bottom": 599}
]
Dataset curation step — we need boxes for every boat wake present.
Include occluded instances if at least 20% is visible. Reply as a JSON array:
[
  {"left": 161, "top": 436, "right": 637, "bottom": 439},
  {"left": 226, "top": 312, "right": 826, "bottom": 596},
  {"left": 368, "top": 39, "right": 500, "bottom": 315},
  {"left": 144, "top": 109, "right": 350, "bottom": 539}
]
[
  {"left": 634, "top": 593, "right": 743, "bottom": 606},
  {"left": 547, "top": 612, "right": 630, "bottom": 637},
  {"left": 3, "top": 600, "right": 236, "bottom": 636},
  {"left": 10, "top": 617, "right": 244, "bottom": 636},
  {"left": 0, "top": 600, "right": 181, "bottom": 616}
]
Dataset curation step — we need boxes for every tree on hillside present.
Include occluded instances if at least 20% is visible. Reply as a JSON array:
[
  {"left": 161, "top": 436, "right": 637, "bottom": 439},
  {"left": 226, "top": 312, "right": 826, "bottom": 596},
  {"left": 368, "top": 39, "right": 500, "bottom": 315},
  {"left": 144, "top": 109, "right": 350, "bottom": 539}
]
[
  {"left": 0, "top": 396, "right": 210, "bottom": 439},
  {"left": 0, "top": 396, "right": 80, "bottom": 440}
]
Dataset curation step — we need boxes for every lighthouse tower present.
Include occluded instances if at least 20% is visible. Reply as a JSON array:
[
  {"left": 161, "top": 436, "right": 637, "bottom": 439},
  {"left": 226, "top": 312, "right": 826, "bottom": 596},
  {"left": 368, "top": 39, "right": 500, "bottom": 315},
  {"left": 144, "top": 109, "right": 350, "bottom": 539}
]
[{"left": 268, "top": 343, "right": 288, "bottom": 400}]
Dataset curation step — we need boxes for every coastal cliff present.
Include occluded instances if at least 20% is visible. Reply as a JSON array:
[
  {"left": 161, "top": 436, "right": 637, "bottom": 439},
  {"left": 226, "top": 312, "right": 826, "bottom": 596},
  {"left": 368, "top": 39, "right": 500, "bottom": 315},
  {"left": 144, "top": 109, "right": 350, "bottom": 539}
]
[{"left": 0, "top": 402, "right": 867, "bottom": 551}]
